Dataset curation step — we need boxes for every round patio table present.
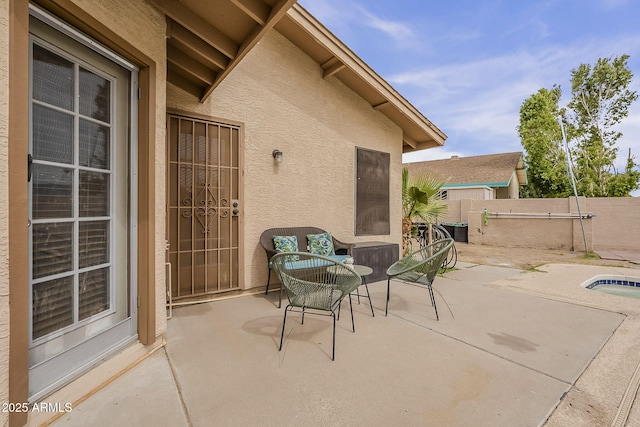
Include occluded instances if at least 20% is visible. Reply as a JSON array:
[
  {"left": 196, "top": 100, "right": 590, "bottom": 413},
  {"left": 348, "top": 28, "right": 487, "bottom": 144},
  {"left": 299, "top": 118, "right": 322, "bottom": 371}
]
[{"left": 346, "top": 264, "right": 375, "bottom": 317}]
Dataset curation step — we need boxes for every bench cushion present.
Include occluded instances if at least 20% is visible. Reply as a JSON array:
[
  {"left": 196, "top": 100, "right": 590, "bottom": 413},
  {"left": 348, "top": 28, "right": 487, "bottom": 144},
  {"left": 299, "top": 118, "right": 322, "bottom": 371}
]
[{"left": 269, "top": 254, "right": 350, "bottom": 270}]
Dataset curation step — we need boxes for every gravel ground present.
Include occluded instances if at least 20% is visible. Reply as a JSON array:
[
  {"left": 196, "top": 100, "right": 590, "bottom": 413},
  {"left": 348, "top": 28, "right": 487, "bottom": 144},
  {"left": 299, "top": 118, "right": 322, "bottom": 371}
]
[{"left": 454, "top": 242, "right": 639, "bottom": 270}]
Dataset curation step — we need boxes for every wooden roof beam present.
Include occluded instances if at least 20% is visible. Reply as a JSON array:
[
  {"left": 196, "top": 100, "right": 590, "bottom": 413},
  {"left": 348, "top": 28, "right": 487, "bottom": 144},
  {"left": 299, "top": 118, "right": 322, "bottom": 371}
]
[
  {"left": 373, "top": 101, "right": 390, "bottom": 110},
  {"left": 167, "top": 45, "right": 216, "bottom": 85},
  {"left": 321, "top": 57, "right": 345, "bottom": 78},
  {"left": 168, "top": 21, "right": 229, "bottom": 71},
  {"left": 167, "top": 70, "right": 204, "bottom": 99},
  {"left": 403, "top": 136, "right": 418, "bottom": 150},
  {"left": 201, "top": 0, "right": 297, "bottom": 102},
  {"left": 150, "top": 0, "right": 238, "bottom": 58},
  {"left": 230, "top": 0, "right": 270, "bottom": 26}
]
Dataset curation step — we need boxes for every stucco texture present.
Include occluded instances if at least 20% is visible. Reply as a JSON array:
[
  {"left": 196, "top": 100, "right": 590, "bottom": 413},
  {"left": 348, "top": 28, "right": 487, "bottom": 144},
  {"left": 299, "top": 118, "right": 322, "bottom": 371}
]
[
  {"left": 168, "top": 30, "right": 404, "bottom": 291},
  {"left": 445, "top": 197, "right": 640, "bottom": 253}
]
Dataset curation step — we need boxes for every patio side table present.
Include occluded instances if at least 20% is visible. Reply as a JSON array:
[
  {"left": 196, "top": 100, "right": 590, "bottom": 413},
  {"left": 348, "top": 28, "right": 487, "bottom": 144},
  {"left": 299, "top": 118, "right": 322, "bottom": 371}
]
[
  {"left": 351, "top": 264, "right": 375, "bottom": 317},
  {"left": 334, "top": 264, "right": 375, "bottom": 321}
]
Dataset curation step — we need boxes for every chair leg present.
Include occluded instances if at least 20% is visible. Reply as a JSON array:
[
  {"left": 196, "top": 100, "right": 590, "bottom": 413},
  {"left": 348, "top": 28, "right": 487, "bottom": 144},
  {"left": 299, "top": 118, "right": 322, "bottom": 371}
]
[
  {"left": 362, "top": 278, "right": 375, "bottom": 317},
  {"left": 349, "top": 294, "right": 355, "bottom": 333},
  {"left": 385, "top": 278, "right": 391, "bottom": 316},
  {"left": 429, "top": 285, "right": 439, "bottom": 321},
  {"left": 279, "top": 305, "right": 290, "bottom": 351},
  {"left": 266, "top": 268, "right": 283, "bottom": 309},
  {"left": 331, "top": 311, "right": 336, "bottom": 361},
  {"left": 265, "top": 268, "right": 271, "bottom": 295}
]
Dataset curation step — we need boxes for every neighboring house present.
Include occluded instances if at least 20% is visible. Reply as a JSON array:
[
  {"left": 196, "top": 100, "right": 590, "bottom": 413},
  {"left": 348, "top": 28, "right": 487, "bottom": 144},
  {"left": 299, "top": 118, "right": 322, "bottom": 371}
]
[
  {"left": 405, "top": 152, "right": 527, "bottom": 200},
  {"left": 0, "top": 1, "right": 446, "bottom": 424}
]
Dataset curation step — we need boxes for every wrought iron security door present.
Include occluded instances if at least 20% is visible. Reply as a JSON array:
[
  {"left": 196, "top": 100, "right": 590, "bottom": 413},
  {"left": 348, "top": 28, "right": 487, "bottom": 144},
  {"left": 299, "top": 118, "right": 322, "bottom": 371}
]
[{"left": 167, "top": 114, "right": 242, "bottom": 300}]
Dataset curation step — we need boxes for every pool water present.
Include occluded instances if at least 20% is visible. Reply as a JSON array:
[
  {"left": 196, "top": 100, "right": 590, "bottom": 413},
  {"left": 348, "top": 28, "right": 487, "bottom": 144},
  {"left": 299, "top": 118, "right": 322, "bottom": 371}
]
[{"left": 582, "top": 275, "right": 640, "bottom": 300}]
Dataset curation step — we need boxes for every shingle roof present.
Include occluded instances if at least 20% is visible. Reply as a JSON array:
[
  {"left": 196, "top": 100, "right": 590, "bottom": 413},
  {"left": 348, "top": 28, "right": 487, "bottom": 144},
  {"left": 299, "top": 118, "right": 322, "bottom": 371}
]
[{"left": 404, "top": 152, "right": 526, "bottom": 188}]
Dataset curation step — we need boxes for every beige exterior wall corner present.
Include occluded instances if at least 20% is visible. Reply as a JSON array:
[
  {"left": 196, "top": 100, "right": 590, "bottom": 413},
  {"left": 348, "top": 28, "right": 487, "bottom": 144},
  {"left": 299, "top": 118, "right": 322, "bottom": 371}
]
[
  {"left": 167, "top": 29, "right": 404, "bottom": 291},
  {"left": 7, "top": 0, "right": 30, "bottom": 425},
  {"left": 2, "top": 0, "right": 169, "bottom": 418},
  {"left": 1, "top": 0, "right": 12, "bottom": 425}
]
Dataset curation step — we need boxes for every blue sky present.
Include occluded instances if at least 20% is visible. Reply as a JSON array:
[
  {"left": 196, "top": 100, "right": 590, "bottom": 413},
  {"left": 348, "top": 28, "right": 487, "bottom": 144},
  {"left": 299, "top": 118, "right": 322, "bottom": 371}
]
[{"left": 298, "top": 0, "right": 640, "bottom": 170}]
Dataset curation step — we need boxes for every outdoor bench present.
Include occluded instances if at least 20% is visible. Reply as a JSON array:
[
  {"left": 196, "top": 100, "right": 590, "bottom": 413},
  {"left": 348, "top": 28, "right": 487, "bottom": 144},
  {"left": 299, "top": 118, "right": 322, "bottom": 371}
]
[{"left": 260, "top": 227, "right": 355, "bottom": 306}]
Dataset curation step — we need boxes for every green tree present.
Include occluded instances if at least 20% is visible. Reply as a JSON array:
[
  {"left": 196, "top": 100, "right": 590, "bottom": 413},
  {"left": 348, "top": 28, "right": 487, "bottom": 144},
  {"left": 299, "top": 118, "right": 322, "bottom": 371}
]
[
  {"left": 401, "top": 168, "right": 447, "bottom": 255},
  {"left": 518, "top": 55, "right": 639, "bottom": 197},
  {"left": 518, "top": 86, "right": 571, "bottom": 197},
  {"left": 567, "top": 55, "right": 639, "bottom": 197}
]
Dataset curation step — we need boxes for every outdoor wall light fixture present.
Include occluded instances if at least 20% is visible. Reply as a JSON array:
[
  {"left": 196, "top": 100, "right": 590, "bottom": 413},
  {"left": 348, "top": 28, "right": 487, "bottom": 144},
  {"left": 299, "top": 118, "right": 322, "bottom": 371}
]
[{"left": 272, "top": 149, "right": 283, "bottom": 163}]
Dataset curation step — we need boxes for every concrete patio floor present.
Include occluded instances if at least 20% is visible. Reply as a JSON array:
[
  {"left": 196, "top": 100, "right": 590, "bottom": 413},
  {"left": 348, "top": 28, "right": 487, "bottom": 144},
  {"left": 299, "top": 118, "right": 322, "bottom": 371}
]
[{"left": 40, "top": 258, "right": 640, "bottom": 427}]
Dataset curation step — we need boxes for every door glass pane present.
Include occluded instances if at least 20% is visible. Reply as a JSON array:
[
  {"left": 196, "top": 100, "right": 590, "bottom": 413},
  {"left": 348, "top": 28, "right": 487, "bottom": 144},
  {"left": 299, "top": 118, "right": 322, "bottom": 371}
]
[
  {"left": 79, "top": 67, "right": 111, "bottom": 123},
  {"left": 32, "top": 222, "right": 73, "bottom": 279},
  {"left": 32, "top": 163, "right": 73, "bottom": 219},
  {"left": 32, "top": 276, "right": 74, "bottom": 340},
  {"left": 32, "top": 44, "right": 73, "bottom": 110},
  {"left": 79, "top": 267, "right": 110, "bottom": 320},
  {"left": 79, "top": 171, "right": 110, "bottom": 217},
  {"left": 79, "top": 221, "right": 110, "bottom": 268},
  {"left": 79, "top": 119, "right": 110, "bottom": 169},
  {"left": 33, "top": 104, "right": 73, "bottom": 164}
]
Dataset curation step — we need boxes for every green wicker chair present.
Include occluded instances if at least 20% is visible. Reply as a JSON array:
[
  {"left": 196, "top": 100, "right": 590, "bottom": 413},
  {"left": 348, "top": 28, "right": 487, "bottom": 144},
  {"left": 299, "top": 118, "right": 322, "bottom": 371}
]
[
  {"left": 385, "top": 238, "right": 454, "bottom": 321},
  {"left": 271, "top": 252, "right": 362, "bottom": 361},
  {"left": 260, "top": 227, "right": 355, "bottom": 308}
]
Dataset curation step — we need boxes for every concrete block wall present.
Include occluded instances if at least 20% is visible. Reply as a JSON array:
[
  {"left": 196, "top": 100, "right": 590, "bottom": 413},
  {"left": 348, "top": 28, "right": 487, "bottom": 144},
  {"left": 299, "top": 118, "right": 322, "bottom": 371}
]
[{"left": 445, "top": 197, "right": 638, "bottom": 252}]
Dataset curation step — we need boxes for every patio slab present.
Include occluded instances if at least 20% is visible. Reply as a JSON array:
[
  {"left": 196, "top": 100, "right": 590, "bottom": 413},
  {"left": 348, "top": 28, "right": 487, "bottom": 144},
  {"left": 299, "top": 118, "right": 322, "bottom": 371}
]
[
  {"left": 45, "top": 261, "right": 633, "bottom": 427},
  {"left": 383, "top": 265, "right": 624, "bottom": 384},
  {"left": 48, "top": 348, "right": 188, "bottom": 427}
]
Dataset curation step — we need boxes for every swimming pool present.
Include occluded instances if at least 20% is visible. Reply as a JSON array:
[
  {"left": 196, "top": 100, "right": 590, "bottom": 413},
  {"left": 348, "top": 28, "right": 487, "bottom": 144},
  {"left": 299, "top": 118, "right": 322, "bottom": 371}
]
[{"left": 582, "top": 275, "right": 640, "bottom": 300}]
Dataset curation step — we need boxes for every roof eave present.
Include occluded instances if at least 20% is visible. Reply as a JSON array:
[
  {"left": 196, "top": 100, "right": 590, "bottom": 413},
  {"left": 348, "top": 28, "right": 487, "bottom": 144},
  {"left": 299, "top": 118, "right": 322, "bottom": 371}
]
[
  {"left": 282, "top": 4, "right": 446, "bottom": 152},
  {"left": 444, "top": 182, "right": 510, "bottom": 188}
]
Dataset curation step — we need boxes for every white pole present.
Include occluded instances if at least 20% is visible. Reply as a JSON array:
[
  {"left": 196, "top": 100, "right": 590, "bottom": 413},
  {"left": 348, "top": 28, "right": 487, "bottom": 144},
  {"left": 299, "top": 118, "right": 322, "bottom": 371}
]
[{"left": 558, "top": 118, "right": 589, "bottom": 255}]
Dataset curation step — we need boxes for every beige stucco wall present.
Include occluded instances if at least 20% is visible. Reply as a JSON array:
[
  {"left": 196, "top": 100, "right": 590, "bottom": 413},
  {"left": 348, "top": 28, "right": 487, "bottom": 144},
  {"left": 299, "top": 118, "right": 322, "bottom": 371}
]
[
  {"left": 1, "top": 0, "right": 10, "bottom": 421},
  {"left": 445, "top": 197, "right": 639, "bottom": 252},
  {"left": 588, "top": 197, "right": 640, "bottom": 251},
  {"left": 167, "top": 30, "right": 404, "bottom": 290}
]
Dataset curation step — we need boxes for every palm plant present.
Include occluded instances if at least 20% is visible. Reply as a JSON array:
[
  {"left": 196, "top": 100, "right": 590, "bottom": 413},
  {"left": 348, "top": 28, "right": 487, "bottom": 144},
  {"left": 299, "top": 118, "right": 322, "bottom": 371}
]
[{"left": 402, "top": 167, "right": 448, "bottom": 255}]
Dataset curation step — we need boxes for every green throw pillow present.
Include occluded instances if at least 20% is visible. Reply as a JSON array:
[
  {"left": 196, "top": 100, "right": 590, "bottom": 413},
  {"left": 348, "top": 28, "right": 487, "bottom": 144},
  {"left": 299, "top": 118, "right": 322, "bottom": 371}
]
[
  {"left": 273, "top": 235, "right": 298, "bottom": 253},
  {"left": 307, "top": 232, "right": 335, "bottom": 256}
]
